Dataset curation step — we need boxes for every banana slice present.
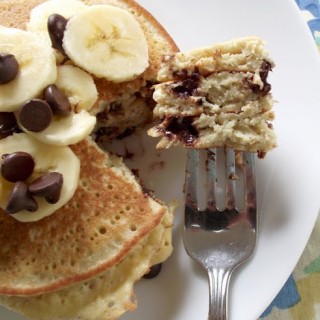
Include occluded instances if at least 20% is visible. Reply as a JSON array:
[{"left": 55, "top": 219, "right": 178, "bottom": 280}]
[
  {"left": 55, "top": 65, "right": 98, "bottom": 112},
  {"left": 27, "top": 0, "right": 88, "bottom": 64},
  {"left": 62, "top": 5, "right": 149, "bottom": 83},
  {"left": 17, "top": 110, "right": 96, "bottom": 146},
  {"left": 0, "top": 133, "right": 80, "bottom": 222},
  {"left": 0, "top": 27, "right": 57, "bottom": 112},
  {"left": 27, "top": 0, "right": 87, "bottom": 34}
]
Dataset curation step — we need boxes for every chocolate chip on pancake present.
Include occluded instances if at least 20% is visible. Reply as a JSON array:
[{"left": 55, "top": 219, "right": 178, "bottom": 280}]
[
  {"left": 1, "top": 151, "right": 35, "bottom": 182},
  {"left": 45, "top": 84, "right": 71, "bottom": 116},
  {"left": 0, "top": 2, "right": 178, "bottom": 319},
  {"left": 47, "top": 14, "right": 68, "bottom": 55},
  {"left": 0, "top": 112, "right": 19, "bottom": 139},
  {"left": 19, "top": 99, "right": 53, "bottom": 132},
  {"left": 5, "top": 181, "right": 38, "bottom": 214},
  {"left": 29, "top": 172, "right": 63, "bottom": 204},
  {"left": 143, "top": 263, "right": 162, "bottom": 279},
  {"left": 0, "top": 53, "right": 19, "bottom": 85}
]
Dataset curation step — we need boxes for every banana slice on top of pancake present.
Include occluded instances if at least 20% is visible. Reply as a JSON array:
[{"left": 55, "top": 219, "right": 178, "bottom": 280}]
[
  {"left": 55, "top": 65, "right": 98, "bottom": 112},
  {"left": 0, "top": 133, "right": 80, "bottom": 222},
  {"left": 0, "top": 27, "right": 57, "bottom": 112},
  {"left": 62, "top": 5, "right": 149, "bottom": 83},
  {"left": 27, "top": 0, "right": 88, "bottom": 63},
  {"left": 27, "top": 0, "right": 88, "bottom": 34}
]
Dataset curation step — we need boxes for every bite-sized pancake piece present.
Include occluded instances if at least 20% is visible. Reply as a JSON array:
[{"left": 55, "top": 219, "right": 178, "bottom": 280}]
[
  {"left": 148, "top": 37, "right": 277, "bottom": 156},
  {"left": 0, "top": 137, "right": 166, "bottom": 296}
]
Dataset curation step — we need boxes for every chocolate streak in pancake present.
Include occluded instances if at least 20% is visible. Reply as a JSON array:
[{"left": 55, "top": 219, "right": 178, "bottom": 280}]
[
  {"left": 149, "top": 37, "right": 277, "bottom": 153},
  {"left": 244, "top": 60, "right": 272, "bottom": 96},
  {"left": 163, "top": 117, "right": 198, "bottom": 146}
]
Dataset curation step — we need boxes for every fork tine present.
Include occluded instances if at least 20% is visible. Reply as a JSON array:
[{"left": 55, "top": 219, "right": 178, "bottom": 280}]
[
  {"left": 225, "top": 148, "right": 236, "bottom": 210},
  {"left": 206, "top": 148, "right": 217, "bottom": 210},
  {"left": 185, "top": 149, "right": 200, "bottom": 209},
  {"left": 183, "top": 148, "right": 257, "bottom": 320},
  {"left": 243, "top": 152, "right": 257, "bottom": 227}
]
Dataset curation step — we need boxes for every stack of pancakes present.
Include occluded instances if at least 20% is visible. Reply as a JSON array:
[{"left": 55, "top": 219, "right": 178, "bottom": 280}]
[{"left": 0, "top": 0, "right": 178, "bottom": 319}]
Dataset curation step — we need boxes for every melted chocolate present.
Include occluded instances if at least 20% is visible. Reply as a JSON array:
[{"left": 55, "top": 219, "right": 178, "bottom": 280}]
[
  {"left": 246, "top": 60, "right": 273, "bottom": 96},
  {"left": 116, "top": 127, "right": 135, "bottom": 140},
  {"left": 172, "top": 78, "right": 199, "bottom": 96},
  {"left": 163, "top": 117, "right": 198, "bottom": 146},
  {"left": 171, "top": 71, "right": 200, "bottom": 97},
  {"left": 109, "top": 102, "right": 123, "bottom": 113},
  {"left": 259, "top": 60, "right": 272, "bottom": 83}
]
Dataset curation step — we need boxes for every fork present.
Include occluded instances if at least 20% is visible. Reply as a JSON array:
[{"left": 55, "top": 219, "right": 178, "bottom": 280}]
[{"left": 183, "top": 148, "right": 257, "bottom": 320}]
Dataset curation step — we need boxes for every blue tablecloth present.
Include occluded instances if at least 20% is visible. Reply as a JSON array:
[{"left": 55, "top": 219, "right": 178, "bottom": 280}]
[{"left": 259, "top": 2, "right": 320, "bottom": 318}]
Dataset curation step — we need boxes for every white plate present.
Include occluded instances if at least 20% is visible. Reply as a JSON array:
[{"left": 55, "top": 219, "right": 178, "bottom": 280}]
[{"left": 2, "top": 0, "right": 320, "bottom": 320}]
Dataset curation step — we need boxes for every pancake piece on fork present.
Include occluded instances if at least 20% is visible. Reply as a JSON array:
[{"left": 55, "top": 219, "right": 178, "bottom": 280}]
[{"left": 148, "top": 36, "right": 277, "bottom": 157}]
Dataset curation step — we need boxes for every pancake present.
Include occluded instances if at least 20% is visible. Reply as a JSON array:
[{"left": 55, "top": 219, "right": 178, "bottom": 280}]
[
  {"left": 0, "top": 0, "right": 177, "bottom": 302},
  {"left": 148, "top": 36, "right": 277, "bottom": 156},
  {"left": 0, "top": 0, "right": 179, "bottom": 140},
  {"left": 0, "top": 137, "right": 167, "bottom": 295},
  {"left": 0, "top": 206, "right": 174, "bottom": 320}
]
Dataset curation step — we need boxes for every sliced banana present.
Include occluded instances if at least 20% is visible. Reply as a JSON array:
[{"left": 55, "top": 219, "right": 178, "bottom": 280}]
[
  {"left": 27, "top": 0, "right": 88, "bottom": 64},
  {"left": 17, "top": 110, "right": 96, "bottom": 146},
  {"left": 55, "top": 65, "right": 98, "bottom": 112},
  {"left": 63, "top": 5, "right": 149, "bottom": 83},
  {"left": 27, "top": 0, "right": 87, "bottom": 34},
  {"left": 0, "top": 27, "right": 57, "bottom": 112},
  {"left": 0, "top": 133, "right": 80, "bottom": 222}
]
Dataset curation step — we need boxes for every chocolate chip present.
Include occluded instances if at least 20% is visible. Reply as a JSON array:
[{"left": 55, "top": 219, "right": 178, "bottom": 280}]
[
  {"left": 47, "top": 14, "right": 68, "bottom": 55},
  {"left": 29, "top": 172, "right": 63, "bottom": 204},
  {"left": 143, "top": 263, "right": 162, "bottom": 279},
  {"left": 109, "top": 101, "right": 122, "bottom": 113},
  {"left": 172, "top": 78, "right": 199, "bottom": 96},
  {"left": 165, "top": 117, "right": 198, "bottom": 146},
  {"left": 44, "top": 84, "right": 71, "bottom": 116},
  {"left": 1, "top": 152, "right": 35, "bottom": 182},
  {"left": 19, "top": 99, "right": 53, "bottom": 132},
  {"left": 0, "top": 112, "right": 19, "bottom": 139},
  {"left": 245, "top": 61, "right": 272, "bottom": 96},
  {"left": 260, "top": 60, "right": 272, "bottom": 83},
  {"left": 116, "top": 127, "right": 135, "bottom": 139},
  {"left": 0, "top": 53, "right": 19, "bottom": 85},
  {"left": 5, "top": 181, "right": 38, "bottom": 214}
]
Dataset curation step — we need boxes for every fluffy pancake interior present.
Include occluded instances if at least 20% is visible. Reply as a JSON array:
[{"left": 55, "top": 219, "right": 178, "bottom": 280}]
[{"left": 148, "top": 37, "right": 277, "bottom": 154}]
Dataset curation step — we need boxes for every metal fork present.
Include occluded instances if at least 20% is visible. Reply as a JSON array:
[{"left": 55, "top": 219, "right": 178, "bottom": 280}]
[{"left": 183, "top": 148, "right": 257, "bottom": 320}]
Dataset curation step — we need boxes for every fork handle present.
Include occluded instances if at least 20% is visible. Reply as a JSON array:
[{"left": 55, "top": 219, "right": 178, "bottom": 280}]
[{"left": 207, "top": 267, "right": 232, "bottom": 320}]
